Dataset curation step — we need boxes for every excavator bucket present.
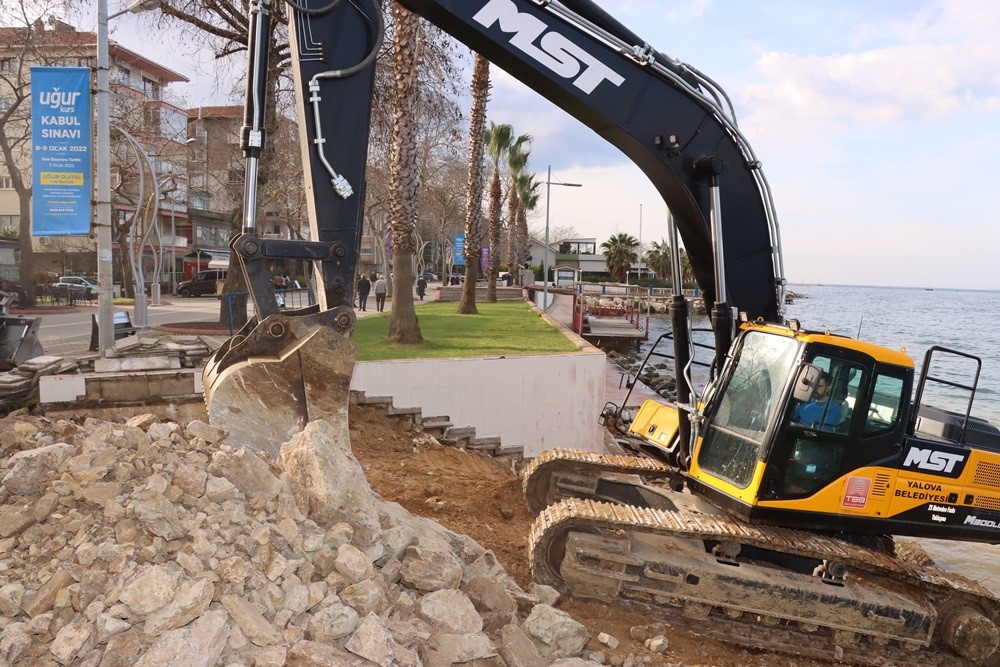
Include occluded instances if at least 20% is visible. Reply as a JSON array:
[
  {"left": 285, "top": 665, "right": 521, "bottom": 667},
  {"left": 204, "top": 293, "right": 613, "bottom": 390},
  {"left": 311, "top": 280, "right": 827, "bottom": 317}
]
[
  {"left": 0, "top": 316, "right": 43, "bottom": 371},
  {"left": 202, "top": 313, "right": 356, "bottom": 457}
]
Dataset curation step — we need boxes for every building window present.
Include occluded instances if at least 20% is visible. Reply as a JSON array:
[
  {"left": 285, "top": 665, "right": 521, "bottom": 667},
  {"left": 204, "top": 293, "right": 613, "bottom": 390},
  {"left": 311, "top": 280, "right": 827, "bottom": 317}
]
[
  {"left": 0, "top": 176, "right": 12, "bottom": 189},
  {"left": 0, "top": 215, "right": 19, "bottom": 226},
  {"left": 0, "top": 98, "right": 13, "bottom": 112},
  {"left": 227, "top": 169, "right": 245, "bottom": 184},
  {"left": 0, "top": 58, "right": 14, "bottom": 72}
]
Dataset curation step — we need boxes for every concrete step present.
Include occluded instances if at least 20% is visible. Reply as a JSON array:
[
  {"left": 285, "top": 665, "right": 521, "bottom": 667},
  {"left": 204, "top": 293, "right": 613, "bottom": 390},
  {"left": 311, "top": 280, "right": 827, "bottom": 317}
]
[
  {"left": 494, "top": 443, "right": 524, "bottom": 459},
  {"left": 387, "top": 405, "right": 422, "bottom": 417},
  {"left": 441, "top": 426, "right": 475, "bottom": 444},
  {"left": 420, "top": 416, "right": 453, "bottom": 432},
  {"left": 468, "top": 436, "right": 501, "bottom": 454},
  {"left": 358, "top": 395, "right": 393, "bottom": 407}
]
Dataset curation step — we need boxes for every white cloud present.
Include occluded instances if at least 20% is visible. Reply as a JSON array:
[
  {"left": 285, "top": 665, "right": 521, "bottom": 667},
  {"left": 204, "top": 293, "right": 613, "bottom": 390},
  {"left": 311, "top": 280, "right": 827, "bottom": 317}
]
[
  {"left": 734, "top": 1, "right": 1000, "bottom": 149},
  {"left": 661, "top": 0, "right": 713, "bottom": 21}
]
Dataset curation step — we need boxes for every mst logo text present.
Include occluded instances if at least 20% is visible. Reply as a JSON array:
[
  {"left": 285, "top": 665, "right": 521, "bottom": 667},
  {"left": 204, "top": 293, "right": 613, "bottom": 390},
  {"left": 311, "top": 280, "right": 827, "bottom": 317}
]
[
  {"left": 473, "top": 0, "right": 626, "bottom": 94},
  {"left": 903, "top": 447, "right": 966, "bottom": 474}
]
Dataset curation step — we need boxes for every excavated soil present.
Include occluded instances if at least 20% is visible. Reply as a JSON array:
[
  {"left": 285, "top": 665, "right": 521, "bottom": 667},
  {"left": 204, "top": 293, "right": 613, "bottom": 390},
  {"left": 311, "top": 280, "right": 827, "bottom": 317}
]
[{"left": 348, "top": 402, "right": 824, "bottom": 667}]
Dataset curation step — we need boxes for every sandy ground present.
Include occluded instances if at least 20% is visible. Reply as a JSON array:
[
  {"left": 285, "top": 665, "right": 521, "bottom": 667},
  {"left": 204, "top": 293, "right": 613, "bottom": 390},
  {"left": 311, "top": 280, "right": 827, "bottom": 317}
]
[{"left": 348, "top": 402, "right": 818, "bottom": 667}]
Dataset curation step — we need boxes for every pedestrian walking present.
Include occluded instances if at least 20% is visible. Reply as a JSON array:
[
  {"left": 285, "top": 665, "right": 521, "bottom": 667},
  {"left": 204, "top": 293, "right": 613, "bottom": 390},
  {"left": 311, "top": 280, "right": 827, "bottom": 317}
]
[
  {"left": 374, "top": 274, "right": 388, "bottom": 312},
  {"left": 416, "top": 276, "right": 427, "bottom": 301},
  {"left": 357, "top": 274, "right": 371, "bottom": 311}
]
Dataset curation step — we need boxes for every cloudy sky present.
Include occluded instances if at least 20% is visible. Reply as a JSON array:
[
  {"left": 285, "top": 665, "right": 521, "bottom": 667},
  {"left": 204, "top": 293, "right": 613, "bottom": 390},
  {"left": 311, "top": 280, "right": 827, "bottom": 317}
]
[{"left": 97, "top": 0, "right": 999, "bottom": 289}]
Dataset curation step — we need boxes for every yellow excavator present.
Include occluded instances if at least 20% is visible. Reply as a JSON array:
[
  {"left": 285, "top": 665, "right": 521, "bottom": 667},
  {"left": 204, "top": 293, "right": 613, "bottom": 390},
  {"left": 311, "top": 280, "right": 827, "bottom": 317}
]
[{"left": 203, "top": 0, "right": 1000, "bottom": 663}]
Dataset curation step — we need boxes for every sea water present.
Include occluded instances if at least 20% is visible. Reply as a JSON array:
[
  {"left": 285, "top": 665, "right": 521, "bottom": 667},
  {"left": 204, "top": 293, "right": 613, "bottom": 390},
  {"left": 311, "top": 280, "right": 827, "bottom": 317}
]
[
  {"left": 640, "top": 284, "right": 1000, "bottom": 592},
  {"left": 641, "top": 284, "right": 1000, "bottom": 423}
]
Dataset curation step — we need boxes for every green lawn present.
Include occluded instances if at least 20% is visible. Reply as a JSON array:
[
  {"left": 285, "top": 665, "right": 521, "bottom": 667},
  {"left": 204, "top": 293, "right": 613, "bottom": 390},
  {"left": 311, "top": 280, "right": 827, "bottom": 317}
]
[{"left": 352, "top": 301, "right": 581, "bottom": 361}]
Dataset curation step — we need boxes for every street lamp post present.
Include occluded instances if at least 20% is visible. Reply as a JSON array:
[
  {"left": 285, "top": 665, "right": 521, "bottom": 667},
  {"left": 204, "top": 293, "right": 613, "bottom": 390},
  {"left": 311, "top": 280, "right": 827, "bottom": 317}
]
[
  {"left": 638, "top": 203, "right": 643, "bottom": 283},
  {"left": 95, "top": 0, "right": 160, "bottom": 355},
  {"left": 543, "top": 165, "right": 582, "bottom": 311}
]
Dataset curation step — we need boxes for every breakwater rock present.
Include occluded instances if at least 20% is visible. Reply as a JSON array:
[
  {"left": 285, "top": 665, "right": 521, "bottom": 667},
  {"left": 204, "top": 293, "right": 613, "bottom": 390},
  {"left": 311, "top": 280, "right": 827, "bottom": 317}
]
[{"left": 0, "top": 413, "right": 593, "bottom": 666}]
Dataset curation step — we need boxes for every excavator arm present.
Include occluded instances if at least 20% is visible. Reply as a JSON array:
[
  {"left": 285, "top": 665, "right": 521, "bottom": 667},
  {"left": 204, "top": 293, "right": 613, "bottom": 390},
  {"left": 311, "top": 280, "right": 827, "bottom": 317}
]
[{"left": 204, "top": 0, "right": 785, "bottom": 452}]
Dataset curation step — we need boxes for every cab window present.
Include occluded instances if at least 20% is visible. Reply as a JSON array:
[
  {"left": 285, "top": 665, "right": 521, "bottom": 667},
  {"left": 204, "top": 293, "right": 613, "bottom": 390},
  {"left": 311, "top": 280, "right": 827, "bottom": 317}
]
[
  {"left": 780, "top": 353, "right": 866, "bottom": 496},
  {"left": 864, "top": 373, "right": 905, "bottom": 435},
  {"left": 194, "top": 272, "right": 208, "bottom": 281},
  {"left": 698, "top": 331, "right": 799, "bottom": 488}
]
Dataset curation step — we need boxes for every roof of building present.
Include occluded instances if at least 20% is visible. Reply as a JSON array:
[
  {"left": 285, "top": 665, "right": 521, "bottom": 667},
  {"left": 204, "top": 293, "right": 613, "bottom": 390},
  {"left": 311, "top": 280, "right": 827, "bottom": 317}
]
[
  {"left": 188, "top": 106, "right": 242, "bottom": 119},
  {"left": 0, "top": 18, "right": 188, "bottom": 83}
]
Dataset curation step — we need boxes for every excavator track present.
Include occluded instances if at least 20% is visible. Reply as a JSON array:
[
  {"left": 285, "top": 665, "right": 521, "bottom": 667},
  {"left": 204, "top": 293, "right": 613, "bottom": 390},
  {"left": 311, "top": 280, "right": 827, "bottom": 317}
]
[
  {"left": 525, "top": 451, "right": 1000, "bottom": 665},
  {"left": 522, "top": 448, "right": 683, "bottom": 515}
]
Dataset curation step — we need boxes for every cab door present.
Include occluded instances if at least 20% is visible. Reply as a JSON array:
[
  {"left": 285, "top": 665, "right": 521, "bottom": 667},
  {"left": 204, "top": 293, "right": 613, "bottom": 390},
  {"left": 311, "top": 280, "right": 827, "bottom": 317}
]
[{"left": 762, "top": 349, "right": 910, "bottom": 517}]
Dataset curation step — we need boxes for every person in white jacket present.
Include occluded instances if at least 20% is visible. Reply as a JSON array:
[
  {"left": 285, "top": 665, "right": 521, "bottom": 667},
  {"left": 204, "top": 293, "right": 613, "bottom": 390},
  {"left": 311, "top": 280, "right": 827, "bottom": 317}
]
[{"left": 374, "top": 275, "right": 388, "bottom": 312}]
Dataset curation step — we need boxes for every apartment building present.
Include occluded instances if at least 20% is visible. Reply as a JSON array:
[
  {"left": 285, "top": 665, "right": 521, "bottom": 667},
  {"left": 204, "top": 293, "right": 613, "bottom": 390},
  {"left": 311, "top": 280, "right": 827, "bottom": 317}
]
[
  {"left": 0, "top": 17, "right": 190, "bottom": 286},
  {"left": 186, "top": 105, "right": 303, "bottom": 278}
]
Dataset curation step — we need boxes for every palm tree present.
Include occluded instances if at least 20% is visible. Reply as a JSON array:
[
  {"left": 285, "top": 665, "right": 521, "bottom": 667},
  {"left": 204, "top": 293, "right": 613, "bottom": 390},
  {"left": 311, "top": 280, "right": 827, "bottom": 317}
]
[
  {"left": 386, "top": 3, "right": 423, "bottom": 342},
  {"left": 504, "top": 135, "right": 531, "bottom": 274},
  {"left": 512, "top": 172, "right": 540, "bottom": 285},
  {"left": 679, "top": 248, "right": 694, "bottom": 287},
  {"left": 601, "top": 232, "right": 639, "bottom": 283},
  {"left": 459, "top": 53, "right": 490, "bottom": 315},
  {"left": 483, "top": 122, "right": 513, "bottom": 302},
  {"left": 645, "top": 239, "right": 672, "bottom": 282}
]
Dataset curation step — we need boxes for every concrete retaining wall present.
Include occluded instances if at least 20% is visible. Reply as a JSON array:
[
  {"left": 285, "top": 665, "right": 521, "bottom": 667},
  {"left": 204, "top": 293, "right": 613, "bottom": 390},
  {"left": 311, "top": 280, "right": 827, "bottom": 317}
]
[{"left": 350, "top": 348, "right": 605, "bottom": 459}]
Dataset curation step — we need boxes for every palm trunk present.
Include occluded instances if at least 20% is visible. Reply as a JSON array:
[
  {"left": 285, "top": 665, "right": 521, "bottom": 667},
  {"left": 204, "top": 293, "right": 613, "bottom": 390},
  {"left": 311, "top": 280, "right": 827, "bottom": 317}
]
[
  {"left": 516, "top": 204, "right": 528, "bottom": 286},
  {"left": 505, "top": 181, "right": 518, "bottom": 273},
  {"left": 486, "top": 167, "right": 501, "bottom": 302},
  {"left": 387, "top": 3, "right": 423, "bottom": 343},
  {"left": 459, "top": 54, "right": 490, "bottom": 315}
]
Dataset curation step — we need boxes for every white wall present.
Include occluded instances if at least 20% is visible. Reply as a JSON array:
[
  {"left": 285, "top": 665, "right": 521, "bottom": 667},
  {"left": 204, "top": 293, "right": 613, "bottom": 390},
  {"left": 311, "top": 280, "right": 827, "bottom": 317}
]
[{"left": 350, "top": 349, "right": 606, "bottom": 459}]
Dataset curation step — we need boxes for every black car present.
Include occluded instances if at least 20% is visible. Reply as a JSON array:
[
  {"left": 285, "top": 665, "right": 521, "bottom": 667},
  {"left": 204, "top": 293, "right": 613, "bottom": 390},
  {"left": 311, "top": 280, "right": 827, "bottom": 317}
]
[{"left": 177, "top": 269, "right": 228, "bottom": 297}]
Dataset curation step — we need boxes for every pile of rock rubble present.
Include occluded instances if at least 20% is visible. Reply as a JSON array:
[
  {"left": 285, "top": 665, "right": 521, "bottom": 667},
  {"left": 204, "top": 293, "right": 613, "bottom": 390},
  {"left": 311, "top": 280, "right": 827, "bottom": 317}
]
[{"left": 0, "top": 411, "right": 624, "bottom": 666}]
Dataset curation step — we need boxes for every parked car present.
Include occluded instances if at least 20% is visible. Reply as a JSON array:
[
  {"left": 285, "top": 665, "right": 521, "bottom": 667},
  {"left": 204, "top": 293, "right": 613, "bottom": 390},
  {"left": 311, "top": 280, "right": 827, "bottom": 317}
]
[
  {"left": 419, "top": 272, "right": 439, "bottom": 283},
  {"left": 177, "top": 269, "right": 228, "bottom": 297},
  {"left": 53, "top": 276, "right": 98, "bottom": 300}
]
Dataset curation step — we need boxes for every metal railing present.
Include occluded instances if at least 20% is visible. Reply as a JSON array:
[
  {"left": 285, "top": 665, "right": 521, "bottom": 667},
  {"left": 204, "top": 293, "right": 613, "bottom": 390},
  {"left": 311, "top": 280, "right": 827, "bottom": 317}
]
[{"left": 222, "top": 287, "right": 316, "bottom": 334}]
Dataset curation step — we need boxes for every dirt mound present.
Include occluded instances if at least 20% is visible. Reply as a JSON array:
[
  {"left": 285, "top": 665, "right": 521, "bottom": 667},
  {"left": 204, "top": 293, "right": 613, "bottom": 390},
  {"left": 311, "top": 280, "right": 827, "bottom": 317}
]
[{"left": 349, "top": 402, "right": 818, "bottom": 666}]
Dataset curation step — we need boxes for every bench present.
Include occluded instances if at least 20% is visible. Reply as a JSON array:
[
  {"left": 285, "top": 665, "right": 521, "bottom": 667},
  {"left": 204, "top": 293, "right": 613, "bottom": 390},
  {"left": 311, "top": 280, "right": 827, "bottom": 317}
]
[{"left": 89, "top": 310, "right": 140, "bottom": 351}]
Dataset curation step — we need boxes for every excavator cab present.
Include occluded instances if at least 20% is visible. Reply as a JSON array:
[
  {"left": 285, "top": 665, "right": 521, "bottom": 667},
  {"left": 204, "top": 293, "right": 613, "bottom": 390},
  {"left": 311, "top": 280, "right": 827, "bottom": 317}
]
[
  {"left": 687, "top": 322, "right": 916, "bottom": 514},
  {"left": 684, "top": 321, "right": 1000, "bottom": 547}
]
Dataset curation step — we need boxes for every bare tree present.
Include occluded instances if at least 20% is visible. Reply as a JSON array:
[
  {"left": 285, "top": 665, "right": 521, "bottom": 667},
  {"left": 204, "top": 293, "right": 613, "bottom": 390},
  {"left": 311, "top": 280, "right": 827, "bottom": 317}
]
[{"left": 0, "top": 1, "right": 75, "bottom": 305}]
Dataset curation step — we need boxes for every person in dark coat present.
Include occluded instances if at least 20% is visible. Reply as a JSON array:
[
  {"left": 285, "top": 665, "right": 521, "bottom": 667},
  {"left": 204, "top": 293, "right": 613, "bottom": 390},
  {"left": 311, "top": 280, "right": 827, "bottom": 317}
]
[
  {"left": 416, "top": 276, "right": 427, "bottom": 301},
  {"left": 357, "top": 274, "right": 371, "bottom": 311}
]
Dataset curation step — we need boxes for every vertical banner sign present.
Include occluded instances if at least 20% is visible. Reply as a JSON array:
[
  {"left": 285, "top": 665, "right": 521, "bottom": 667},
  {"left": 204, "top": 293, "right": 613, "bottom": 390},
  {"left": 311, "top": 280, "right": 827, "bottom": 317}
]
[
  {"left": 453, "top": 233, "right": 465, "bottom": 266},
  {"left": 31, "top": 67, "right": 91, "bottom": 236},
  {"left": 480, "top": 245, "right": 489, "bottom": 273}
]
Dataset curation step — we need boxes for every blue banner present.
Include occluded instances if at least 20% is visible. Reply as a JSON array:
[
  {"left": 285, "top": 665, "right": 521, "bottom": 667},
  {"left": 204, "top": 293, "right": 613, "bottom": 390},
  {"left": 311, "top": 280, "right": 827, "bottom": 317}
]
[
  {"left": 453, "top": 233, "right": 465, "bottom": 266},
  {"left": 31, "top": 67, "right": 91, "bottom": 236}
]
